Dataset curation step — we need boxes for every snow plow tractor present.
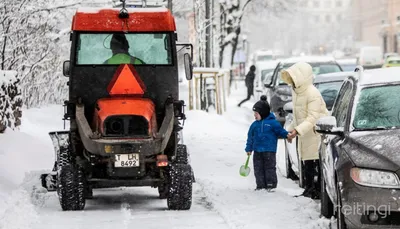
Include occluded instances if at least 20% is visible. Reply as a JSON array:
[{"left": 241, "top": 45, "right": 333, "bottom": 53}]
[{"left": 40, "top": 1, "right": 194, "bottom": 211}]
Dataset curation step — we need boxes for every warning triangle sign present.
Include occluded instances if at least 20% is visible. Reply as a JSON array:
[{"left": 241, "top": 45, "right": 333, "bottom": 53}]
[{"left": 107, "top": 64, "right": 146, "bottom": 96}]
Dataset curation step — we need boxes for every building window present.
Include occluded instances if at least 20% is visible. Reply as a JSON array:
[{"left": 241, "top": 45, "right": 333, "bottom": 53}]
[
  {"left": 298, "top": 0, "right": 307, "bottom": 7},
  {"left": 324, "top": 1, "right": 332, "bottom": 8},
  {"left": 313, "top": 1, "right": 320, "bottom": 8},
  {"left": 337, "top": 14, "right": 342, "bottom": 22},
  {"left": 326, "top": 15, "right": 331, "bottom": 23},
  {"left": 336, "top": 0, "right": 342, "bottom": 7},
  {"left": 315, "top": 15, "right": 320, "bottom": 23}
]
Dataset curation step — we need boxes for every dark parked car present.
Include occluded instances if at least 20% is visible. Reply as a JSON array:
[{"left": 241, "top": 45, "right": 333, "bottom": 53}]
[
  {"left": 263, "top": 56, "right": 343, "bottom": 125},
  {"left": 336, "top": 58, "right": 357, "bottom": 72},
  {"left": 317, "top": 67, "right": 400, "bottom": 228},
  {"left": 283, "top": 71, "right": 353, "bottom": 187}
]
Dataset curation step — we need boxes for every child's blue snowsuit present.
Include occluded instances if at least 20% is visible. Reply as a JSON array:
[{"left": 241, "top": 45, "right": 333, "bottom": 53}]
[{"left": 245, "top": 113, "right": 288, "bottom": 189}]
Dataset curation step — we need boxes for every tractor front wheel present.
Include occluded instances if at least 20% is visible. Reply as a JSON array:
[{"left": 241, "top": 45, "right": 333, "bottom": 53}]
[
  {"left": 167, "top": 164, "right": 193, "bottom": 210},
  {"left": 176, "top": 144, "right": 189, "bottom": 164}
]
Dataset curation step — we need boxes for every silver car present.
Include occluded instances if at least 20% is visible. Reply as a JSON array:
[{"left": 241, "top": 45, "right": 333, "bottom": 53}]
[{"left": 283, "top": 71, "right": 355, "bottom": 187}]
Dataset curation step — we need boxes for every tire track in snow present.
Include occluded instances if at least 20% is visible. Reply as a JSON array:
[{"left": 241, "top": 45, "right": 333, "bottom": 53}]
[
  {"left": 195, "top": 179, "right": 245, "bottom": 229},
  {"left": 120, "top": 202, "right": 132, "bottom": 228}
]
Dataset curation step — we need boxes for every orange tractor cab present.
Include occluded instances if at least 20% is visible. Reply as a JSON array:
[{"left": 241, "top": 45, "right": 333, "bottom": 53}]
[{"left": 41, "top": 1, "right": 194, "bottom": 211}]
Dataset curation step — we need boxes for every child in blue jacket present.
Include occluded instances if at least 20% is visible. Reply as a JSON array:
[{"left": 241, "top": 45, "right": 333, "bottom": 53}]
[{"left": 245, "top": 95, "right": 290, "bottom": 191}]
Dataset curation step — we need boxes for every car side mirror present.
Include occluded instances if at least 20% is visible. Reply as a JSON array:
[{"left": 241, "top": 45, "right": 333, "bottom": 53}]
[
  {"left": 315, "top": 116, "right": 343, "bottom": 135},
  {"left": 184, "top": 53, "right": 193, "bottom": 80},
  {"left": 283, "top": 102, "right": 293, "bottom": 113},
  {"left": 264, "top": 79, "right": 273, "bottom": 88},
  {"left": 264, "top": 83, "right": 272, "bottom": 88},
  {"left": 63, "top": 60, "right": 70, "bottom": 77}
]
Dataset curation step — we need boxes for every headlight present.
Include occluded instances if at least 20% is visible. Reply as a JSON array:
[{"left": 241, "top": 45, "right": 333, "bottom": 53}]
[{"left": 350, "top": 167, "right": 400, "bottom": 188}]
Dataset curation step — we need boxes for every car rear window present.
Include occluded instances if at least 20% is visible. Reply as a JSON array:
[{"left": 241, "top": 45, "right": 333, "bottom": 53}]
[
  {"left": 315, "top": 81, "right": 343, "bottom": 110},
  {"left": 353, "top": 85, "right": 400, "bottom": 129},
  {"left": 340, "top": 64, "right": 356, "bottom": 72},
  {"left": 278, "top": 62, "right": 342, "bottom": 84},
  {"left": 261, "top": 69, "right": 274, "bottom": 82},
  {"left": 389, "top": 60, "right": 400, "bottom": 64}
]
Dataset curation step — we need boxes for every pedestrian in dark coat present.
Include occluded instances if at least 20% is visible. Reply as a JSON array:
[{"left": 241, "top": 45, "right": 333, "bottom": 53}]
[
  {"left": 238, "top": 65, "right": 256, "bottom": 107},
  {"left": 245, "top": 96, "right": 292, "bottom": 191}
]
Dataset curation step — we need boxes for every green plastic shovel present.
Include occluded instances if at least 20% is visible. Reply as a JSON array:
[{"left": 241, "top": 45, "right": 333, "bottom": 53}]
[{"left": 239, "top": 155, "right": 251, "bottom": 177}]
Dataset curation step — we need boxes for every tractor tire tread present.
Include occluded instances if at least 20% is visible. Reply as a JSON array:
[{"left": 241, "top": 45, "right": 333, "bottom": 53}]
[
  {"left": 58, "top": 165, "right": 86, "bottom": 211},
  {"left": 167, "top": 163, "right": 193, "bottom": 210},
  {"left": 176, "top": 144, "right": 189, "bottom": 164}
]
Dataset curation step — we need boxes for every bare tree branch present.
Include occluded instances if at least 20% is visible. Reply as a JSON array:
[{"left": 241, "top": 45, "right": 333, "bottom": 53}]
[{"left": 27, "top": 2, "right": 84, "bottom": 15}]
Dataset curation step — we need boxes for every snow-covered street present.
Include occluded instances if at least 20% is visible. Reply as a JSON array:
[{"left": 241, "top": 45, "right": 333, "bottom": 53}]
[{"left": 0, "top": 82, "right": 333, "bottom": 229}]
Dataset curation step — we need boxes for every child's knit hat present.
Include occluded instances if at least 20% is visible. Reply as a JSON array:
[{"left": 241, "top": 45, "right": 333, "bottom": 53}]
[{"left": 252, "top": 95, "right": 271, "bottom": 120}]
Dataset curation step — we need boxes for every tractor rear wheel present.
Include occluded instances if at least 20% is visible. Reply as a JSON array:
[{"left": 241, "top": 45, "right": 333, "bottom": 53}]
[
  {"left": 56, "top": 146, "right": 86, "bottom": 211},
  {"left": 57, "top": 165, "right": 86, "bottom": 211},
  {"left": 167, "top": 164, "right": 193, "bottom": 210}
]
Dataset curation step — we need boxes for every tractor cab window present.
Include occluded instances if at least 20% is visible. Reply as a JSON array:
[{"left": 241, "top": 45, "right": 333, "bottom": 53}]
[{"left": 75, "top": 33, "right": 173, "bottom": 65}]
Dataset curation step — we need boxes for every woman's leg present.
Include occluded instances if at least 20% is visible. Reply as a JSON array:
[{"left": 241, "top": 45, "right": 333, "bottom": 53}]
[{"left": 304, "top": 160, "right": 315, "bottom": 190}]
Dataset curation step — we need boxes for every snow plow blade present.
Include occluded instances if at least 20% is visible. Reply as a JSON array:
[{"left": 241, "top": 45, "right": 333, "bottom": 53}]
[{"left": 40, "top": 131, "right": 70, "bottom": 192}]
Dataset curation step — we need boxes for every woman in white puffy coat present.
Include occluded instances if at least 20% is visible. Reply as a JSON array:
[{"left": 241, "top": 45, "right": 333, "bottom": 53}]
[{"left": 281, "top": 62, "right": 329, "bottom": 198}]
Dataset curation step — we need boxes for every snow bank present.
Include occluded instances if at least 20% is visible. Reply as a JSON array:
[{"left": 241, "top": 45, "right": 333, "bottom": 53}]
[
  {"left": 0, "top": 129, "right": 54, "bottom": 187},
  {"left": 0, "top": 106, "right": 61, "bottom": 221},
  {"left": 0, "top": 129, "right": 53, "bottom": 227},
  {"left": 0, "top": 189, "right": 40, "bottom": 229}
]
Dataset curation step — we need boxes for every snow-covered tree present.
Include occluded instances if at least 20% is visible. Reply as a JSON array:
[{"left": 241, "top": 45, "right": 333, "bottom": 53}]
[
  {"left": 0, "top": 71, "right": 22, "bottom": 133},
  {"left": 0, "top": 0, "right": 111, "bottom": 109},
  {"left": 0, "top": 0, "right": 84, "bottom": 108},
  {"left": 218, "top": 0, "right": 294, "bottom": 69}
]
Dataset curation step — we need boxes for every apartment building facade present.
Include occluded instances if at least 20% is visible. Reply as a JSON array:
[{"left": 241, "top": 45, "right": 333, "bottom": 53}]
[
  {"left": 296, "top": 0, "right": 353, "bottom": 54},
  {"left": 353, "top": 0, "right": 400, "bottom": 53}
]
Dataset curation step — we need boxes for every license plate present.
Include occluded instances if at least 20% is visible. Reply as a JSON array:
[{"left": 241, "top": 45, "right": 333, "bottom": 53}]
[{"left": 114, "top": 154, "right": 139, "bottom": 167}]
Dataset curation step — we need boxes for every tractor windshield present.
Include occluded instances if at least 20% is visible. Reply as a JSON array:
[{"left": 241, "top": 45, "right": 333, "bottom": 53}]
[{"left": 75, "top": 33, "right": 173, "bottom": 65}]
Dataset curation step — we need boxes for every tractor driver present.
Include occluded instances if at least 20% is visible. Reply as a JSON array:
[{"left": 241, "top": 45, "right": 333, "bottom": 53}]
[{"left": 104, "top": 33, "right": 145, "bottom": 65}]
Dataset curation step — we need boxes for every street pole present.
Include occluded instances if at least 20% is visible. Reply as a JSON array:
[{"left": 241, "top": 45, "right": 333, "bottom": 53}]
[
  {"left": 211, "top": 0, "right": 215, "bottom": 67},
  {"left": 205, "top": 0, "right": 211, "bottom": 67},
  {"left": 167, "top": 0, "right": 172, "bottom": 13}
]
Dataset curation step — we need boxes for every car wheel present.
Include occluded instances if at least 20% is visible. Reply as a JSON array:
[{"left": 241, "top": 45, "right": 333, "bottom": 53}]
[
  {"left": 285, "top": 141, "right": 298, "bottom": 180},
  {"left": 320, "top": 162, "right": 333, "bottom": 218},
  {"left": 336, "top": 180, "right": 348, "bottom": 229}
]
